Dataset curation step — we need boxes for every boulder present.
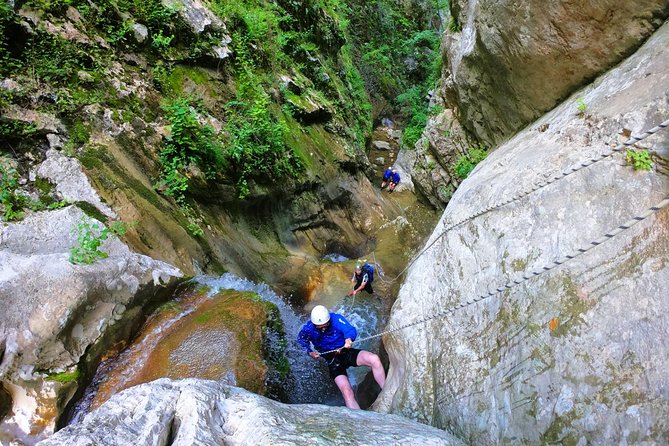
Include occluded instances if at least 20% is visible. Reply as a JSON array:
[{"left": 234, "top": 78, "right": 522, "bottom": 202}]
[
  {"left": 376, "top": 20, "right": 669, "bottom": 445},
  {"left": 38, "top": 149, "right": 116, "bottom": 219},
  {"left": 37, "top": 379, "right": 464, "bottom": 446},
  {"left": 163, "top": 0, "right": 231, "bottom": 59},
  {"left": 372, "top": 140, "right": 391, "bottom": 151},
  {"left": 131, "top": 23, "right": 148, "bottom": 43},
  {"left": 88, "top": 290, "right": 287, "bottom": 411},
  {"left": 444, "top": 0, "right": 669, "bottom": 146},
  {"left": 0, "top": 206, "right": 183, "bottom": 443}
]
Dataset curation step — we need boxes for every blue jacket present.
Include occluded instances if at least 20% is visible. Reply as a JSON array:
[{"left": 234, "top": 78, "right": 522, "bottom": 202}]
[
  {"left": 297, "top": 312, "right": 357, "bottom": 353},
  {"left": 383, "top": 168, "right": 393, "bottom": 180},
  {"left": 390, "top": 172, "right": 401, "bottom": 183}
]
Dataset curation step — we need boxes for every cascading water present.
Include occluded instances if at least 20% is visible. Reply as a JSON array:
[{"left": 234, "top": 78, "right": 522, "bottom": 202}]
[
  {"left": 67, "top": 171, "right": 438, "bottom": 420},
  {"left": 195, "top": 273, "right": 383, "bottom": 405},
  {"left": 69, "top": 270, "right": 384, "bottom": 422}
]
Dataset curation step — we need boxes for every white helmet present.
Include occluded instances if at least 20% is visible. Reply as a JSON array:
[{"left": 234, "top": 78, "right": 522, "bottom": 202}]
[{"left": 310, "top": 305, "right": 330, "bottom": 325}]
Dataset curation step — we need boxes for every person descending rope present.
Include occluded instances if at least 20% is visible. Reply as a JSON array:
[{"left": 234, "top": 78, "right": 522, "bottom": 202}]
[
  {"left": 297, "top": 305, "right": 385, "bottom": 409},
  {"left": 348, "top": 264, "right": 374, "bottom": 296},
  {"left": 380, "top": 167, "right": 393, "bottom": 190}
]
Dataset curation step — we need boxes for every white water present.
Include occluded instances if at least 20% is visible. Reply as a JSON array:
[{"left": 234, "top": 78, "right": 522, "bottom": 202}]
[
  {"left": 69, "top": 271, "right": 384, "bottom": 421},
  {"left": 196, "top": 273, "right": 383, "bottom": 405}
]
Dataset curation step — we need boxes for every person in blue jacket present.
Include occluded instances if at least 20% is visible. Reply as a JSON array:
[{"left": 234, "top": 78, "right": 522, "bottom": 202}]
[
  {"left": 387, "top": 168, "right": 400, "bottom": 192},
  {"left": 380, "top": 167, "right": 393, "bottom": 190},
  {"left": 297, "top": 305, "right": 385, "bottom": 409}
]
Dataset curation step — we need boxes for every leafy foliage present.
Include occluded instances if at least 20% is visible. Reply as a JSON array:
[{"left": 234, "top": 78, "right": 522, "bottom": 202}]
[
  {"left": 223, "top": 34, "right": 303, "bottom": 198},
  {"left": 396, "top": 86, "right": 428, "bottom": 149},
  {"left": 45, "top": 369, "right": 81, "bottom": 383},
  {"left": 625, "top": 149, "right": 652, "bottom": 171},
  {"left": 158, "top": 97, "right": 224, "bottom": 202},
  {"left": 0, "top": 2, "right": 21, "bottom": 77},
  {"left": 576, "top": 97, "right": 587, "bottom": 116},
  {"left": 453, "top": 146, "right": 488, "bottom": 179},
  {"left": 0, "top": 162, "right": 30, "bottom": 221},
  {"left": 69, "top": 218, "right": 128, "bottom": 265}
]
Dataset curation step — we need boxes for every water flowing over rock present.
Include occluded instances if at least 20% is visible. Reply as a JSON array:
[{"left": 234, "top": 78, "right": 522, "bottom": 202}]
[
  {"left": 0, "top": 206, "right": 182, "bottom": 443},
  {"left": 376, "top": 20, "right": 669, "bottom": 445},
  {"left": 37, "top": 378, "right": 463, "bottom": 446}
]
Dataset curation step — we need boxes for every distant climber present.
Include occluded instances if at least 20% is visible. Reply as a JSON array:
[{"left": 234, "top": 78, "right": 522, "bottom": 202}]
[
  {"left": 297, "top": 305, "right": 385, "bottom": 409},
  {"left": 387, "top": 169, "right": 401, "bottom": 192},
  {"left": 380, "top": 167, "right": 393, "bottom": 190},
  {"left": 348, "top": 264, "right": 374, "bottom": 296}
]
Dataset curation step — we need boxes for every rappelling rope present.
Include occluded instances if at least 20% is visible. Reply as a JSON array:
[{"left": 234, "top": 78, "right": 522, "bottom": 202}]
[
  {"left": 317, "top": 196, "right": 669, "bottom": 355},
  {"left": 374, "top": 118, "right": 669, "bottom": 286}
]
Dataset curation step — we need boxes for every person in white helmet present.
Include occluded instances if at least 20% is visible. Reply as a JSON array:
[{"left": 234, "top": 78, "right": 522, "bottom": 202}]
[{"left": 297, "top": 305, "right": 385, "bottom": 409}]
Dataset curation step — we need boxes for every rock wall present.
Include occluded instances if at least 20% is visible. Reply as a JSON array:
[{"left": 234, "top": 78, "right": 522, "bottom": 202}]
[
  {"left": 409, "top": 0, "right": 669, "bottom": 207},
  {"left": 0, "top": 205, "right": 183, "bottom": 443},
  {"left": 445, "top": 0, "right": 669, "bottom": 146},
  {"left": 377, "top": 20, "right": 669, "bottom": 445},
  {"left": 37, "top": 378, "right": 464, "bottom": 446}
]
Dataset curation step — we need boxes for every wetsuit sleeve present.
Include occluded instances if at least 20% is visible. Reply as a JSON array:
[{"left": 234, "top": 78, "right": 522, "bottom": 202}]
[
  {"left": 297, "top": 324, "right": 313, "bottom": 352},
  {"left": 333, "top": 313, "right": 357, "bottom": 341}
]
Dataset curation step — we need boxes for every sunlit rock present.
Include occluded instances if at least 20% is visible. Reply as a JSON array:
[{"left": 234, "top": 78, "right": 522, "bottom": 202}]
[
  {"left": 38, "top": 379, "right": 464, "bottom": 446},
  {"left": 0, "top": 206, "right": 182, "bottom": 443}
]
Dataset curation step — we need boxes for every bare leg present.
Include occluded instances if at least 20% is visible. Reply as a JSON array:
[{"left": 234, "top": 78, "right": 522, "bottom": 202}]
[
  {"left": 334, "top": 374, "right": 360, "bottom": 409},
  {"left": 356, "top": 350, "right": 385, "bottom": 389}
]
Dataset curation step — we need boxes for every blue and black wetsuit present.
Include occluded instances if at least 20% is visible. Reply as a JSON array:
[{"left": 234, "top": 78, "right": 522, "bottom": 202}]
[
  {"left": 352, "top": 270, "right": 374, "bottom": 294},
  {"left": 297, "top": 312, "right": 361, "bottom": 378},
  {"left": 390, "top": 171, "right": 401, "bottom": 185},
  {"left": 382, "top": 168, "right": 393, "bottom": 181}
]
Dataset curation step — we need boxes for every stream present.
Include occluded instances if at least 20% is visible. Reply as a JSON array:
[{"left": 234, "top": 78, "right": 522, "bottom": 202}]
[{"left": 68, "top": 125, "right": 441, "bottom": 421}]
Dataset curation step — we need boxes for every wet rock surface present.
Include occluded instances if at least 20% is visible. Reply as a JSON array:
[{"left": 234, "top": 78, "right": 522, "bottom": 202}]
[
  {"left": 87, "top": 289, "right": 282, "bottom": 412},
  {"left": 38, "top": 379, "right": 464, "bottom": 446}
]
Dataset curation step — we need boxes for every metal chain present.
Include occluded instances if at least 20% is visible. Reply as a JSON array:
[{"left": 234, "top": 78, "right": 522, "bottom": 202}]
[
  {"left": 316, "top": 196, "right": 669, "bottom": 354},
  {"left": 378, "top": 119, "right": 669, "bottom": 286}
]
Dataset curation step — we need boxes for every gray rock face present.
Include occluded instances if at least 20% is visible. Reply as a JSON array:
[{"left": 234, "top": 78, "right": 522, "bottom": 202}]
[
  {"left": 131, "top": 23, "right": 148, "bottom": 43},
  {"left": 163, "top": 0, "right": 231, "bottom": 59},
  {"left": 376, "top": 20, "right": 669, "bottom": 445},
  {"left": 444, "top": 0, "right": 669, "bottom": 146},
  {"left": 37, "top": 379, "right": 464, "bottom": 446},
  {"left": 37, "top": 149, "right": 116, "bottom": 218},
  {"left": 0, "top": 206, "right": 183, "bottom": 443},
  {"left": 407, "top": 109, "right": 465, "bottom": 207}
]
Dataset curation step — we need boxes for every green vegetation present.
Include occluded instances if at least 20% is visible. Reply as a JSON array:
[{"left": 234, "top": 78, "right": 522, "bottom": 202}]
[
  {"left": 0, "top": 120, "right": 38, "bottom": 141},
  {"left": 155, "top": 97, "right": 223, "bottom": 235},
  {"left": 447, "top": 14, "right": 460, "bottom": 33},
  {"left": 69, "top": 218, "right": 128, "bottom": 265},
  {"left": 343, "top": 0, "right": 442, "bottom": 148},
  {"left": 625, "top": 149, "right": 653, "bottom": 171},
  {"left": 453, "top": 145, "right": 488, "bottom": 179},
  {"left": 158, "top": 97, "right": 223, "bottom": 201},
  {"left": 0, "top": 162, "right": 30, "bottom": 221},
  {"left": 396, "top": 86, "right": 429, "bottom": 149},
  {"left": 45, "top": 369, "right": 80, "bottom": 383},
  {"left": 576, "top": 97, "right": 587, "bottom": 116},
  {"left": 223, "top": 34, "right": 303, "bottom": 198}
]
